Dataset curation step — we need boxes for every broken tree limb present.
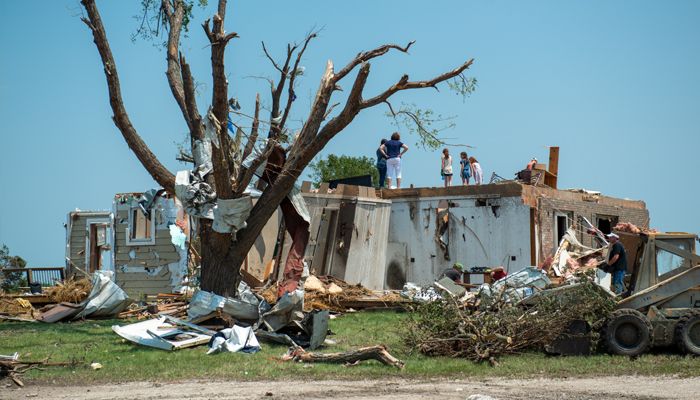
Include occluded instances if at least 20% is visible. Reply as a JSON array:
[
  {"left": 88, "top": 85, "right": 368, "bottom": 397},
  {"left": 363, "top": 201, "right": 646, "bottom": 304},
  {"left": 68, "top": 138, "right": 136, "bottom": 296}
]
[
  {"left": 284, "top": 345, "right": 405, "bottom": 369},
  {"left": 1, "top": 359, "right": 78, "bottom": 387}
]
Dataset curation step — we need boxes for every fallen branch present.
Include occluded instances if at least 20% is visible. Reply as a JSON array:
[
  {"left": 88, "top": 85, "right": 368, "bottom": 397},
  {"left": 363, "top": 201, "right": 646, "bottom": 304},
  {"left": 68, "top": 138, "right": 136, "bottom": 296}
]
[
  {"left": 283, "top": 345, "right": 404, "bottom": 369},
  {"left": 0, "top": 359, "right": 78, "bottom": 387}
]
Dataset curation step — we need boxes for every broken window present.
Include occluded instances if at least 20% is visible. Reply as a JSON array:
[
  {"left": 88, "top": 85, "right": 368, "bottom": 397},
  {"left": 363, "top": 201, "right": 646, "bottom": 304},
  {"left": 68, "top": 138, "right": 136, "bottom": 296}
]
[
  {"left": 436, "top": 201, "right": 450, "bottom": 260},
  {"left": 554, "top": 211, "right": 572, "bottom": 246},
  {"left": 656, "top": 239, "right": 690, "bottom": 277},
  {"left": 595, "top": 215, "right": 619, "bottom": 235},
  {"left": 127, "top": 206, "right": 156, "bottom": 245}
]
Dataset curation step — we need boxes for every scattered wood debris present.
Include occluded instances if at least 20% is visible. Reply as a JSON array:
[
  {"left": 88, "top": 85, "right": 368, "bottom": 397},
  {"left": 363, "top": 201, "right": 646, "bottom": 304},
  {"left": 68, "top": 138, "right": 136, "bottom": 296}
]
[
  {"left": 117, "top": 294, "right": 188, "bottom": 320},
  {"left": 0, "top": 297, "right": 37, "bottom": 320},
  {"left": 257, "top": 276, "right": 407, "bottom": 312}
]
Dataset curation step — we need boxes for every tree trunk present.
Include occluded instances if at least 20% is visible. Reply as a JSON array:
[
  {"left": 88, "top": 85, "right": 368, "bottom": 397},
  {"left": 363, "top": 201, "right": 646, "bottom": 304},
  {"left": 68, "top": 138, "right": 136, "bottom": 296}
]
[{"left": 198, "top": 221, "right": 239, "bottom": 297}]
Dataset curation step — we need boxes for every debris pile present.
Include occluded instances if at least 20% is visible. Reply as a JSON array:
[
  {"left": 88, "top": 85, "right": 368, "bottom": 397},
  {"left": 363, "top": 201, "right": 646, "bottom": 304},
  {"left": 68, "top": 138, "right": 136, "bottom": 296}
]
[
  {"left": 44, "top": 277, "right": 92, "bottom": 304},
  {"left": 117, "top": 294, "right": 188, "bottom": 320},
  {"left": 544, "top": 228, "right": 609, "bottom": 286},
  {"left": 405, "top": 278, "right": 615, "bottom": 364},
  {"left": 614, "top": 222, "right": 658, "bottom": 234},
  {"left": 0, "top": 298, "right": 36, "bottom": 321},
  {"left": 258, "top": 275, "right": 382, "bottom": 312}
]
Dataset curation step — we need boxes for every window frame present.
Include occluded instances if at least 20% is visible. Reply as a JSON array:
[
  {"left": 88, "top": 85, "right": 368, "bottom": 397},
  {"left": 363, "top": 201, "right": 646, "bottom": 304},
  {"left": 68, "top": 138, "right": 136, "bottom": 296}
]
[{"left": 126, "top": 205, "right": 156, "bottom": 246}]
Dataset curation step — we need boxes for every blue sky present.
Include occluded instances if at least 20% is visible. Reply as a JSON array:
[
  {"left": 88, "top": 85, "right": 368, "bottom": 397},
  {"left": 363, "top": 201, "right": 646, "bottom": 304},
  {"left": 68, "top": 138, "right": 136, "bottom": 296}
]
[{"left": 1, "top": 1, "right": 698, "bottom": 266}]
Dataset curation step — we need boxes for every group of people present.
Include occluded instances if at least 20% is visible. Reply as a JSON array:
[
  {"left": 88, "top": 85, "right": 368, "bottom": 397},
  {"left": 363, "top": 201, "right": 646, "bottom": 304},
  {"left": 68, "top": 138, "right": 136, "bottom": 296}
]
[
  {"left": 439, "top": 148, "right": 483, "bottom": 187},
  {"left": 374, "top": 132, "right": 483, "bottom": 189}
]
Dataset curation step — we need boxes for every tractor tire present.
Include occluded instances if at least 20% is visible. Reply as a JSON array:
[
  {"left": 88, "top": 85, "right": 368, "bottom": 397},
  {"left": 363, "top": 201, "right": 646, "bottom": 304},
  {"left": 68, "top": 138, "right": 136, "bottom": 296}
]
[
  {"left": 602, "top": 309, "right": 653, "bottom": 356},
  {"left": 675, "top": 309, "right": 700, "bottom": 355}
]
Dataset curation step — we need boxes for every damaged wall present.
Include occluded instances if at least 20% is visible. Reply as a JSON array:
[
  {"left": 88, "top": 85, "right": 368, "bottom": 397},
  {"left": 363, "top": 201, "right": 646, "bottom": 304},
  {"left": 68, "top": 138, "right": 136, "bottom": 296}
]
[
  {"left": 113, "top": 193, "right": 189, "bottom": 299},
  {"left": 65, "top": 211, "right": 113, "bottom": 275},
  {"left": 302, "top": 185, "right": 391, "bottom": 290},
  {"left": 382, "top": 183, "right": 531, "bottom": 288},
  {"left": 521, "top": 185, "right": 649, "bottom": 260}
]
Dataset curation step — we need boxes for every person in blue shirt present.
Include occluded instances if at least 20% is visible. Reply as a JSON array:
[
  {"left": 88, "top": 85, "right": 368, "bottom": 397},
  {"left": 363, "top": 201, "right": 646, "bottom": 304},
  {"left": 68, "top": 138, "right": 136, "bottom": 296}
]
[
  {"left": 379, "top": 132, "right": 409, "bottom": 189},
  {"left": 376, "top": 139, "right": 387, "bottom": 188},
  {"left": 459, "top": 151, "right": 471, "bottom": 185}
]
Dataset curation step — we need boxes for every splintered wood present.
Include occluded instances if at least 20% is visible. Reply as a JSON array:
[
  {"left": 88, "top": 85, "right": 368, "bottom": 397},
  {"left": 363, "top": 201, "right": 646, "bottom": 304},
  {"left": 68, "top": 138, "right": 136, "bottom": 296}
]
[
  {"left": 283, "top": 345, "right": 404, "bottom": 369},
  {"left": 117, "top": 294, "right": 188, "bottom": 320}
]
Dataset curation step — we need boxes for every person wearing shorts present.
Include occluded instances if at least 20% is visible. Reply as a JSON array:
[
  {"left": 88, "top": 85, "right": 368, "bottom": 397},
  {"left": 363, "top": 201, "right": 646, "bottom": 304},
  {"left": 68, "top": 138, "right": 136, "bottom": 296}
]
[
  {"left": 380, "top": 132, "right": 408, "bottom": 189},
  {"left": 440, "top": 148, "right": 453, "bottom": 187}
]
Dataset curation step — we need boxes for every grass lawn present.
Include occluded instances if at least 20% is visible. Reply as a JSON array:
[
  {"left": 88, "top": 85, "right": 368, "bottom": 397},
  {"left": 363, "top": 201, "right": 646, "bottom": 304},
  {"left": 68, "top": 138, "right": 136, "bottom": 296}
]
[{"left": 1, "top": 311, "right": 699, "bottom": 385}]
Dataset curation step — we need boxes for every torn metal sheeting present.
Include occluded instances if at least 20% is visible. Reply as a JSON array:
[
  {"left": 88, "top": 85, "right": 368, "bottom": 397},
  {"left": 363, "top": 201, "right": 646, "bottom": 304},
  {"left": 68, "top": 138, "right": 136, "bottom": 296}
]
[
  {"left": 192, "top": 139, "right": 213, "bottom": 177},
  {"left": 306, "top": 310, "right": 329, "bottom": 350},
  {"left": 207, "top": 325, "right": 261, "bottom": 354},
  {"left": 175, "top": 170, "right": 217, "bottom": 219},
  {"left": 261, "top": 289, "right": 305, "bottom": 332},
  {"left": 36, "top": 302, "right": 83, "bottom": 323},
  {"left": 113, "top": 316, "right": 213, "bottom": 351},
  {"left": 254, "top": 330, "right": 299, "bottom": 347},
  {"left": 212, "top": 196, "right": 253, "bottom": 234},
  {"left": 75, "top": 271, "right": 130, "bottom": 319},
  {"left": 187, "top": 281, "right": 261, "bottom": 322}
]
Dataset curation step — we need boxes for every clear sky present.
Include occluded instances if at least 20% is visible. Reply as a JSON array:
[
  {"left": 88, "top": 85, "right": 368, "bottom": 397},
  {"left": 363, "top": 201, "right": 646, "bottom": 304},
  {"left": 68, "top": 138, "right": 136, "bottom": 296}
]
[{"left": 1, "top": 1, "right": 699, "bottom": 266}]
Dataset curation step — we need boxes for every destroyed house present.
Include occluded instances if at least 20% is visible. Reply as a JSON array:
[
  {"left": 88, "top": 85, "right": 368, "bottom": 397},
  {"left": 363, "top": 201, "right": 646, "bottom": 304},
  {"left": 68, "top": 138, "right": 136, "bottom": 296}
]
[
  {"left": 300, "top": 148, "right": 648, "bottom": 290},
  {"left": 379, "top": 182, "right": 648, "bottom": 288},
  {"left": 66, "top": 190, "right": 288, "bottom": 298}
]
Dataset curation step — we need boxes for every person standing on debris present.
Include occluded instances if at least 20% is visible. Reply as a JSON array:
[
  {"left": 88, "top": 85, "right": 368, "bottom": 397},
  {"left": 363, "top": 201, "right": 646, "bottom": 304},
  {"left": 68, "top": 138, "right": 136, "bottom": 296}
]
[
  {"left": 526, "top": 157, "right": 537, "bottom": 170},
  {"left": 459, "top": 152, "right": 471, "bottom": 185},
  {"left": 380, "top": 132, "right": 408, "bottom": 189},
  {"left": 440, "top": 148, "right": 453, "bottom": 187},
  {"left": 441, "top": 263, "right": 464, "bottom": 283},
  {"left": 469, "top": 156, "right": 483, "bottom": 185},
  {"left": 604, "top": 233, "right": 628, "bottom": 294},
  {"left": 376, "top": 139, "right": 388, "bottom": 188}
]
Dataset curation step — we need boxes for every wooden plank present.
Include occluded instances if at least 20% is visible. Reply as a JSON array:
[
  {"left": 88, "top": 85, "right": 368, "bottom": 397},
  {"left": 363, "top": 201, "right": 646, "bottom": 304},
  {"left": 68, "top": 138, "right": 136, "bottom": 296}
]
[
  {"left": 547, "top": 146, "right": 559, "bottom": 189},
  {"left": 318, "top": 182, "right": 330, "bottom": 193}
]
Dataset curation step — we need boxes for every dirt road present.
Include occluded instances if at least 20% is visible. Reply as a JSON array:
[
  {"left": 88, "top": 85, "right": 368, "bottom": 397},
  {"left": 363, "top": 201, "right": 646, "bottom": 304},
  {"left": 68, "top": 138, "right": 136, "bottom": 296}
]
[{"left": 3, "top": 376, "right": 699, "bottom": 400}]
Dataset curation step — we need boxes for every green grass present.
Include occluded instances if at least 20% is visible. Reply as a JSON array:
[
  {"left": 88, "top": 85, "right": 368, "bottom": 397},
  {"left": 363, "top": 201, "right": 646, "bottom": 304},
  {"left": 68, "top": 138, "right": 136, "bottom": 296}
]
[{"left": 1, "top": 311, "right": 699, "bottom": 385}]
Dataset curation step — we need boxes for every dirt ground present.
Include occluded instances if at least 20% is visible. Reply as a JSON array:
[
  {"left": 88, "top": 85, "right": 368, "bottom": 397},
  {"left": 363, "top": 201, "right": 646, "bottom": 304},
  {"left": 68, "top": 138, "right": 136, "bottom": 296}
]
[{"left": 2, "top": 376, "right": 699, "bottom": 400}]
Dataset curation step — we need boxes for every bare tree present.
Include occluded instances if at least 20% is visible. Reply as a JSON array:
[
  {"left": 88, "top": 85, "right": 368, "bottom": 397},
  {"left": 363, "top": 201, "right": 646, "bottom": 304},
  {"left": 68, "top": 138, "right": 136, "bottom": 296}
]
[{"left": 80, "top": 0, "right": 474, "bottom": 297}]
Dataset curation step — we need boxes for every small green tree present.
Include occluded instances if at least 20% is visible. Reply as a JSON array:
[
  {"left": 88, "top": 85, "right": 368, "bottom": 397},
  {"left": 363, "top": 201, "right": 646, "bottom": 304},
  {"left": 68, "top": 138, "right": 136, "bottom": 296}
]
[
  {"left": 0, "top": 244, "right": 27, "bottom": 292},
  {"left": 308, "top": 154, "right": 378, "bottom": 188}
]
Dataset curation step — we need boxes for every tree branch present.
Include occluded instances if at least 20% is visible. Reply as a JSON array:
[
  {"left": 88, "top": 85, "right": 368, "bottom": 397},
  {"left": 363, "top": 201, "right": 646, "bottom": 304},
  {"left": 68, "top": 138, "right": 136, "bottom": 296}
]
[
  {"left": 268, "top": 43, "right": 297, "bottom": 138},
  {"left": 360, "top": 59, "right": 474, "bottom": 109},
  {"left": 261, "top": 42, "right": 284, "bottom": 74},
  {"left": 180, "top": 53, "right": 205, "bottom": 142},
  {"left": 287, "top": 60, "right": 335, "bottom": 157},
  {"left": 162, "top": 0, "right": 193, "bottom": 134},
  {"left": 202, "top": 2, "right": 239, "bottom": 199},
  {"left": 333, "top": 41, "right": 415, "bottom": 83},
  {"left": 80, "top": 0, "right": 175, "bottom": 193},
  {"left": 241, "top": 93, "right": 260, "bottom": 163},
  {"left": 279, "top": 32, "right": 317, "bottom": 131}
]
